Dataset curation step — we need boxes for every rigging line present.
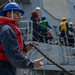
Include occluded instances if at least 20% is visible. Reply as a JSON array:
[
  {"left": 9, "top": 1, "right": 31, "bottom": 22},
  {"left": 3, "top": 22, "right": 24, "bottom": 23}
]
[
  {"left": 0, "top": 1, "right": 8, "bottom": 9},
  {"left": 33, "top": 29, "right": 50, "bottom": 37},
  {"left": 30, "top": 44, "right": 74, "bottom": 75}
]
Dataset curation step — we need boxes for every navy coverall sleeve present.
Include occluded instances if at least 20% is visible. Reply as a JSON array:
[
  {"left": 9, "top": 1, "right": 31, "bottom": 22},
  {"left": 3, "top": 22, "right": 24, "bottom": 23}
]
[
  {"left": 31, "top": 14, "right": 37, "bottom": 22},
  {"left": 66, "top": 23, "right": 69, "bottom": 32},
  {"left": 0, "top": 25, "right": 34, "bottom": 69},
  {"left": 46, "top": 21, "right": 52, "bottom": 29}
]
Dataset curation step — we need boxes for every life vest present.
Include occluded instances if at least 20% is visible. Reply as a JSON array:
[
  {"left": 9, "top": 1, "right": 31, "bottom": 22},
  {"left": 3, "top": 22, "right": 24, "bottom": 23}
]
[
  {"left": 40, "top": 20, "right": 47, "bottom": 30},
  {"left": 60, "top": 21, "right": 67, "bottom": 30},
  {"left": 31, "top": 10, "right": 40, "bottom": 22},
  {"left": 0, "top": 17, "right": 24, "bottom": 62},
  {"left": 47, "top": 32, "right": 51, "bottom": 38}
]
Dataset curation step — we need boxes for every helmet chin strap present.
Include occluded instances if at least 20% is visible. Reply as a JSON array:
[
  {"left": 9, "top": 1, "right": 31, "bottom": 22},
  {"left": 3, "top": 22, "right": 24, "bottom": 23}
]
[
  {"left": 9, "top": 0, "right": 12, "bottom": 2},
  {"left": 11, "top": 10, "right": 14, "bottom": 19}
]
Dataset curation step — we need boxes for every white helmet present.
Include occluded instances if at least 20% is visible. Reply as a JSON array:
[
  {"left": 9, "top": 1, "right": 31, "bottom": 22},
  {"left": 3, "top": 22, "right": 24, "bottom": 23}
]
[
  {"left": 69, "top": 22, "right": 73, "bottom": 25},
  {"left": 35, "top": 7, "right": 40, "bottom": 10}
]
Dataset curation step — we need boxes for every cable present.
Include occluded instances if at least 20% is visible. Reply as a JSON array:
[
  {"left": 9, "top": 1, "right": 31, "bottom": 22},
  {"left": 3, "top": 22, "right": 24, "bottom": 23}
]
[{"left": 30, "top": 44, "right": 74, "bottom": 75}]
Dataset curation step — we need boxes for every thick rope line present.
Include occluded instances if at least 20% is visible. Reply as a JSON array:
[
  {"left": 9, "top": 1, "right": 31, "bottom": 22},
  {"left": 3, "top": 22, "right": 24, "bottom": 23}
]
[{"left": 30, "top": 44, "right": 74, "bottom": 75}]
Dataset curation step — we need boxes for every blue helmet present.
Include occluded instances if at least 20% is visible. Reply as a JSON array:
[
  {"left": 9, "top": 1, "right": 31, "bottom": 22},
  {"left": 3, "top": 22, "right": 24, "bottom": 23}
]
[
  {"left": 0, "top": 2, "right": 24, "bottom": 16},
  {"left": 42, "top": 15, "right": 46, "bottom": 20}
]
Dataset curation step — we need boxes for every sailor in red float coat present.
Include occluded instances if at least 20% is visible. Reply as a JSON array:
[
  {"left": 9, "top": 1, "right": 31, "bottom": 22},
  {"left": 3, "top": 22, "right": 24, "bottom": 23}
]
[
  {"left": 0, "top": 17, "right": 34, "bottom": 67},
  {"left": 0, "top": 3, "right": 43, "bottom": 75}
]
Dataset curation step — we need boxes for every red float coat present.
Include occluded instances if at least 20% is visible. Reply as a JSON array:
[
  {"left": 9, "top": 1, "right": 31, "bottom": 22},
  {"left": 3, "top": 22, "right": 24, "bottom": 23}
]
[{"left": 0, "top": 17, "right": 24, "bottom": 62}]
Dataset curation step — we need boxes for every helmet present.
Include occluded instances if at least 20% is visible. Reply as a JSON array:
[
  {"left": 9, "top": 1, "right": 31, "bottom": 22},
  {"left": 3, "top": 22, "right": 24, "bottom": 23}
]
[
  {"left": 62, "top": 17, "right": 66, "bottom": 21},
  {"left": 35, "top": 7, "right": 40, "bottom": 11},
  {"left": 69, "top": 22, "right": 73, "bottom": 25},
  {"left": 0, "top": 2, "right": 24, "bottom": 16},
  {"left": 42, "top": 15, "right": 46, "bottom": 20}
]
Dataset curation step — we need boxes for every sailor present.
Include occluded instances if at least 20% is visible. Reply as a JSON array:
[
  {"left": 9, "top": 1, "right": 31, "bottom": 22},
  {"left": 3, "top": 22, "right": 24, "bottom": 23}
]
[
  {"left": 69, "top": 22, "right": 74, "bottom": 32},
  {"left": 0, "top": 2, "right": 43, "bottom": 75},
  {"left": 39, "top": 15, "right": 52, "bottom": 42},
  {"left": 68, "top": 22, "right": 74, "bottom": 46},
  {"left": 59, "top": 17, "right": 69, "bottom": 46},
  {"left": 31, "top": 7, "right": 41, "bottom": 41}
]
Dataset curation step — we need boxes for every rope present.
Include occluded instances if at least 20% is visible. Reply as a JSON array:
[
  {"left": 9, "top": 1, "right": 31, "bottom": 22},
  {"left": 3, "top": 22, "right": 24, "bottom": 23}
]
[
  {"left": 30, "top": 44, "right": 74, "bottom": 75},
  {"left": 33, "top": 29, "right": 49, "bottom": 37}
]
